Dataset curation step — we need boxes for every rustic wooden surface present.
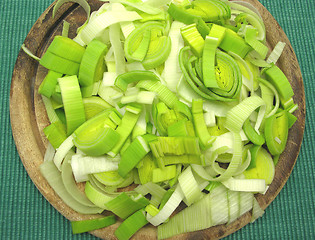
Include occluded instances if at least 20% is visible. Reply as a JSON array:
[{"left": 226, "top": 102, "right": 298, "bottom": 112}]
[{"left": 10, "top": 0, "right": 306, "bottom": 239}]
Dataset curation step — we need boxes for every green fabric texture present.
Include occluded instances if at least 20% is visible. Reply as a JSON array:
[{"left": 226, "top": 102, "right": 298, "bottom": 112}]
[{"left": 0, "top": 0, "right": 314, "bottom": 239}]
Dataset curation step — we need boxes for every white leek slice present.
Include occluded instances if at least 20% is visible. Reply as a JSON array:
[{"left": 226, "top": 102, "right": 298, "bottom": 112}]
[
  {"left": 109, "top": 23, "right": 126, "bottom": 76},
  {"left": 137, "top": 91, "right": 156, "bottom": 104},
  {"left": 61, "top": 152, "right": 98, "bottom": 208},
  {"left": 98, "top": 85, "right": 123, "bottom": 106},
  {"left": 178, "top": 166, "right": 203, "bottom": 206},
  {"left": 254, "top": 104, "right": 266, "bottom": 133},
  {"left": 158, "top": 192, "right": 212, "bottom": 239},
  {"left": 210, "top": 185, "right": 229, "bottom": 226},
  {"left": 209, "top": 132, "right": 234, "bottom": 152},
  {"left": 267, "top": 41, "right": 286, "bottom": 64},
  {"left": 79, "top": 4, "right": 142, "bottom": 45},
  {"left": 251, "top": 197, "right": 264, "bottom": 222},
  {"left": 222, "top": 177, "right": 266, "bottom": 193},
  {"left": 120, "top": 21, "right": 135, "bottom": 39},
  {"left": 226, "top": 96, "right": 265, "bottom": 133},
  {"left": 146, "top": 185, "right": 184, "bottom": 226},
  {"left": 44, "top": 143, "right": 55, "bottom": 162},
  {"left": 53, "top": 135, "right": 74, "bottom": 171},
  {"left": 163, "top": 21, "right": 185, "bottom": 92},
  {"left": 135, "top": 182, "right": 166, "bottom": 207},
  {"left": 227, "top": 190, "right": 240, "bottom": 224},
  {"left": 40, "top": 161, "right": 103, "bottom": 214},
  {"left": 126, "top": 62, "right": 145, "bottom": 71},
  {"left": 132, "top": 107, "right": 147, "bottom": 139},
  {"left": 239, "top": 191, "right": 254, "bottom": 217},
  {"left": 108, "top": 0, "right": 162, "bottom": 14},
  {"left": 101, "top": 72, "right": 117, "bottom": 87},
  {"left": 229, "top": 51, "right": 254, "bottom": 92},
  {"left": 204, "top": 111, "right": 216, "bottom": 127},
  {"left": 21, "top": 44, "right": 40, "bottom": 61},
  {"left": 144, "top": 0, "right": 171, "bottom": 8},
  {"left": 176, "top": 76, "right": 232, "bottom": 117},
  {"left": 71, "top": 154, "right": 119, "bottom": 182},
  {"left": 41, "top": 95, "right": 60, "bottom": 123}
]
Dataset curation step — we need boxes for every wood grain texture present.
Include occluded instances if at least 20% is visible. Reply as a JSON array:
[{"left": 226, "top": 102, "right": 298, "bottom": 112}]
[{"left": 10, "top": 0, "right": 305, "bottom": 239}]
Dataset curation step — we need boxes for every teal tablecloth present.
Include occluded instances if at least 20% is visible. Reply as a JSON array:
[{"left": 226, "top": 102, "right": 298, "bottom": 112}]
[{"left": 0, "top": 0, "right": 314, "bottom": 239}]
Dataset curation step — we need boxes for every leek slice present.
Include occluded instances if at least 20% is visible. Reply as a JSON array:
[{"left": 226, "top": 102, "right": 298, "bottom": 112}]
[
  {"left": 43, "top": 121, "right": 67, "bottom": 149},
  {"left": 71, "top": 154, "right": 119, "bottom": 182},
  {"left": 61, "top": 152, "right": 98, "bottom": 207},
  {"left": 244, "top": 26, "right": 268, "bottom": 59},
  {"left": 115, "top": 70, "right": 159, "bottom": 92},
  {"left": 58, "top": 75, "right": 86, "bottom": 135},
  {"left": 192, "top": 99, "right": 216, "bottom": 149},
  {"left": 72, "top": 109, "right": 120, "bottom": 156},
  {"left": 179, "top": 47, "right": 242, "bottom": 102},
  {"left": 44, "top": 143, "right": 55, "bottom": 162},
  {"left": 222, "top": 177, "right": 266, "bottom": 193},
  {"left": 53, "top": 135, "right": 74, "bottom": 171},
  {"left": 135, "top": 182, "right": 166, "bottom": 207},
  {"left": 44, "top": 36, "right": 86, "bottom": 63},
  {"left": 21, "top": 44, "right": 40, "bottom": 61},
  {"left": 239, "top": 191, "right": 254, "bottom": 217},
  {"left": 105, "top": 193, "right": 149, "bottom": 219},
  {"left": 267, "top": 41, "right": 286, "bottom": 64},
  {"left": 180, "top": 23, "right": 204, "bottom": 57},
  {"left": 136, "top": 80, "right": 178, "bottom": 108},
  {"left": 40, "top": 161, "right": 103, "bottom": 214},
  {"left": 210, "top": 185, "right": 228, "bottom": 226},
  {"left": 108, "top": 0, "right": 162, "bottom": 15},
  {"left": 118, "top": 136, "right": 150, "bottom": 177},
  {"left": 108, "top": 105, "right": 142, "bottom": 157},
  {"left": 79, "top": 4, "right": 142, "bottom": 45},
  {"left": 83, "top": 96, "right": 112, "bottom": 120},
  {"left": 264, "top": 110, "right": 289, "bottom": 156},
  {"left": 242, "top": 119, "right": 265, "bottom": 146},
  {"left": 163, "top": 21, "right": 185, "bottom": 92},
  {"left": 264, "top": 64, "right": 294, "bottom": 103},
  {"left": 115, "top": 209, "right": 148, "bottom": 240},
  {"left": 258, "top": 78, "right": 280, "bottom": 118},
  {"left": 93, "top": 171, "right": 125, "bottom": 186},
  {"left": 39, "top": 70, "right": 63, "bottom": 98},
  {"left": 219, "top": 28, "right": 252, "bottom": 58},
  {"left": 137, "top": 154, "right": 157, "bottom": 184},
  {"left": 243, "top": 147, "right": 275, "bottom": 185},
  {"left": 71, "top": 215, "right": 116, "bottom": 234},
  {"left": 142, "top": 35, "right": 171, "bottom": 70},
  {"left": 109, "top": 23, "right": 126, "bottom": 76},
  {"left": 62, "top": 20, "right": 70, "bottom": 37},
  {"left": 227, "top": 190, "right": 239, "bottom": 224},
  {"left": 157, "top": 190, "right": 211, "bottom": 238},
  {"left": 157, "top": 185, "right": 229, "bottom": 238},
  {"left": 178, "top": 166, "right": 202, "bottom": 206},
  {"left": 147, "top": 185, "right": 184, "bottom": 226},
  {"left": 229, "top": 2, "right": 265, "bottom": 41},
  {"left": 84, "top": 181, "right": 114, "bottom": 209},
  {"left": 202, "top": 36, "right": 219, "bottom": 88},
  {"left": 79, "top": 39, "right": 108, "bottom": 87},
  {"left": 226, "top": 95, "right": 265, "bottom": 133},
  {"left": 41, "top": 96, "right": 61, "bottom": 123},
  {"left": 40, "top": 51, "right": 80, "bottom": 75},
  {"left": 152, "top": 165, "right": 177, "bottom": 183},
  {"left": 251, "top": 197, "right": 264, "bottom": 222}
]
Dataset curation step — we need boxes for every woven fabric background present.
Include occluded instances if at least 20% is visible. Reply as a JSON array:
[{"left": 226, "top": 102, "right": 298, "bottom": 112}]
[{"left": 0, "top": 0, "right": 314, "bottom": 239}]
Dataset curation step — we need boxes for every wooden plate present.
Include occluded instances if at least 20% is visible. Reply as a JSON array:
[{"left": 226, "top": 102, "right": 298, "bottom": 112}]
[{"left": 10, "top": 0, "right": 305, "bottom": 239}]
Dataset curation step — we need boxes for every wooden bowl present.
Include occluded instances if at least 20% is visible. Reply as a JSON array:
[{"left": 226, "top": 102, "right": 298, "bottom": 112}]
[{"left": 10, "top": 0, "right": 305, "bottom": 239}]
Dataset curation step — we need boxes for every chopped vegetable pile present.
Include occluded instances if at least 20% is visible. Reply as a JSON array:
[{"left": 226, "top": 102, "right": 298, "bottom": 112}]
[{"left": 24, "top": 0, "right": 298, "bottom": 239}]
